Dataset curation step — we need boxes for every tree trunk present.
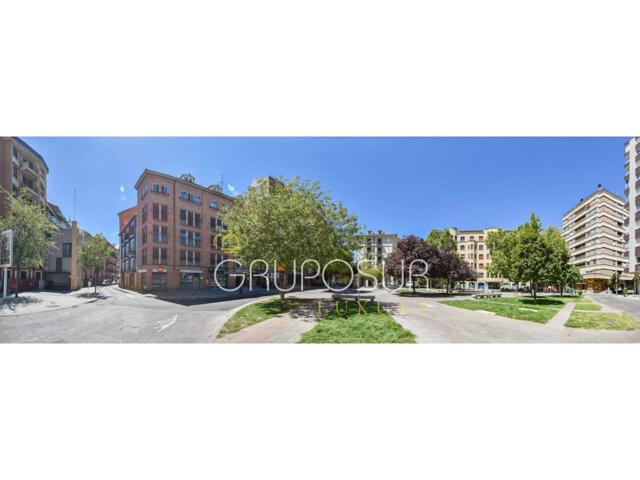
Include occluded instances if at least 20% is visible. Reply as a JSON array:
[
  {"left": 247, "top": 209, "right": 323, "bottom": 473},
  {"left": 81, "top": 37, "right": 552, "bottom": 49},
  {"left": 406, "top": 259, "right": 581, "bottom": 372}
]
[
  {"left": 94, "top": 268, "right": 98, "bottom": 294},
  {"left": 14, "top": 266, "right": 20, "bottom": 298},
  {"left": 279, "top": 271, "right": 288, "bottom": 301},
  {"left": 559, "top": 282, "right": 564, "bottom": 297},
  {"left": 532, "top": 285, "right": 537, "bottom": 302}
]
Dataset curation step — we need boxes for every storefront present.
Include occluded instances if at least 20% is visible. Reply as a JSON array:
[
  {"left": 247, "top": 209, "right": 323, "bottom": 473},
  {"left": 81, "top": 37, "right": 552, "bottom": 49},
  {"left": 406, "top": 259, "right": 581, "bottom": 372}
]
[{"left": 179, "top": 270, "right": 201, "bottom": 289}]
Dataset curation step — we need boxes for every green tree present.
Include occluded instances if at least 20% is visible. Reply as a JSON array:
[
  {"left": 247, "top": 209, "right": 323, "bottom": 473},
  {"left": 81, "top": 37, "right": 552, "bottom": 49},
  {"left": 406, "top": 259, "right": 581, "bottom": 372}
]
[
  {"left": 609, "top": 272, "right": 619, "bottom": 295},
  {"left": 512, "top": 213, "right": 550, "bottom": 302},
  {"left": 486, "top": 229, "right": 519, "bottom": 285},
  {"left": 544, "top": 226, "right": 572, "bottom": 296},
  {"left": 566, "top": 265, "right": 582, "bottom": 292},
  {"left": 356, "top": 259, "right": 382, "bottom": 288},
  {"left": 634, "top": 272, "right": 640, "bottom": 295},
  {"left": 425, "top": 229, "right": 456, "bottom": 253},
  {"left": 221, "top": 177, "right": 361, "bottom": 300},
  {"left": 0, "top": 191, "right": 58, "bottom": 297},
  {"left": 79, "top": 234, "right": 112, "bottom": 294}
]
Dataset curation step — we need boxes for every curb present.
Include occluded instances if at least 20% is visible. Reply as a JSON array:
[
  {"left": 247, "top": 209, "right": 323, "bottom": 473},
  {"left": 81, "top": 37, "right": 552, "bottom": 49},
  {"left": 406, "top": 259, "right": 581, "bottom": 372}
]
[{"left": 0, "top": 297, "right": 100, "bottom": 318}]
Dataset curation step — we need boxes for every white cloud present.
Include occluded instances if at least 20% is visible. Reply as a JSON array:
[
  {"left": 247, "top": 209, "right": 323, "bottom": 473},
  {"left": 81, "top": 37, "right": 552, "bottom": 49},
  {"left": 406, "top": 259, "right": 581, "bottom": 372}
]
[
  {"left": 119, "top": 185, "right": 125, "bottom": 193},
  {"left": 227, "top": 184, "right": 235, "bottom": 192}
]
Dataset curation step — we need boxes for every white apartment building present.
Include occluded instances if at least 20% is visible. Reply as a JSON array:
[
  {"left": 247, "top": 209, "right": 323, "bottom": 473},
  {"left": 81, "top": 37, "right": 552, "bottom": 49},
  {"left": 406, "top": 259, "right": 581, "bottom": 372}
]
[
  {"left": 562, "top": 185, "right": 628, "bottom": 292},
  {"left": 624, "top": 136, "right": 640, "bottom": 274},
  {"left": 359, "top": 230, "right": 398, "bottom": 267}
]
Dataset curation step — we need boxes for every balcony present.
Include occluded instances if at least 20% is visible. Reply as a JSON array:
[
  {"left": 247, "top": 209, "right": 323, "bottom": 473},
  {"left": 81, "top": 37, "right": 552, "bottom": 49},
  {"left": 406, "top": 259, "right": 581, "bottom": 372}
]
[{"left": 21, "top": 161, "right": 39, "bottom": 180}]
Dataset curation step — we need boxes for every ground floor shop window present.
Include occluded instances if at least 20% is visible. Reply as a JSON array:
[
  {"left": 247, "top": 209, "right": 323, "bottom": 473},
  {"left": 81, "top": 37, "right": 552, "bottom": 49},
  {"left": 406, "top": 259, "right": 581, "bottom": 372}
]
[
  {"left": 152, "top": 272, "right": 167, "bottom": 291},
  {"left": 180, "top": 273, "right": 201, "bottom": 289},
  {"left": 142, "top": 273, "right": 148, "bottom": 290}
]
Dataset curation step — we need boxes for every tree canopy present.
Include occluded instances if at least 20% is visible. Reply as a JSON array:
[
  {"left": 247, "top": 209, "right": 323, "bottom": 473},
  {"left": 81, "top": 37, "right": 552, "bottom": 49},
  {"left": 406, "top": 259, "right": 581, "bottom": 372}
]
[
  {"left": 0, "top": 192, "right": 58, "bottom": 297},
  {"left": 221, "top": 177, "right": 361, "bottom": 298},
  {"left": 79, "top": 234, "right": 113, "bottom": 294}
]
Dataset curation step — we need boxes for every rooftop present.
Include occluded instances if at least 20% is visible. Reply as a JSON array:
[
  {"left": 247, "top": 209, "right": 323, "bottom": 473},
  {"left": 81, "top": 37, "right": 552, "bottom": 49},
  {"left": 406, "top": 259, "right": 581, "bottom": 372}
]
[
  {"left": 134, "top": 169, "right": 234, "bottom": 201},
  {"left": 562, "top": 186, "right": 625, "bottom": 218}
]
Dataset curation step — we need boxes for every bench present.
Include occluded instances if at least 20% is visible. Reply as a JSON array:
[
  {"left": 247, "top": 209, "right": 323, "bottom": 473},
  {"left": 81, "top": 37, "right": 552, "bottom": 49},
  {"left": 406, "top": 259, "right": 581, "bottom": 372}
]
[
  {"left": 332, "top": 293, "right": 376, "bottom": 304},
  {"left": 473, "top": 293, "right": 502, "bottom": 299}
]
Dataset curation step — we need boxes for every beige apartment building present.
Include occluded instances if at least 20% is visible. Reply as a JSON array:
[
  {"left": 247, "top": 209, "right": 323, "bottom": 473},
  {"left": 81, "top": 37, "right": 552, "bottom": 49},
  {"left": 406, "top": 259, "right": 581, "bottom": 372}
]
[
  {"left": 562, "top": 185, "right": 629, "bottom": 292},
  {"left": 0, "top": 137, "right": 49, "bottom": 292},
  {"left": 624, "top": 136, "right": 640, "bottom": 275},
  {"left": 119, "top": 170, "right": 237, "bottom": 291},
  {"left": 448, "top": 227, "right": 512, "bottom": 290},
  {"left": 0, "top": 137, "right": 48, "bottom": 218}
]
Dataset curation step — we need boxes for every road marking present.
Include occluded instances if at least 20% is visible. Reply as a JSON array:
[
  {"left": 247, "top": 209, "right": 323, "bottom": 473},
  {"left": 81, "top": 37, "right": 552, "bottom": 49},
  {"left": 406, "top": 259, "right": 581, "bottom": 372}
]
[
  {"left": 157, "top": 316, "right": 177, "bottom": 332},
  {"left": 420, "top": 303, "right": 435, "bottom": 308}
]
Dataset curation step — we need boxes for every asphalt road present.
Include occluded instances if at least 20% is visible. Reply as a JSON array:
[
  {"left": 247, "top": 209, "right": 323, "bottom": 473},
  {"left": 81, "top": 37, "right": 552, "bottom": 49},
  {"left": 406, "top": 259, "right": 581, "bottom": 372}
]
[
  {"left": 588, "top": 293, "right": 640, "bottom": 319},
  {"left": 0, "top": 287, "right": 276, "bottom": 343}
]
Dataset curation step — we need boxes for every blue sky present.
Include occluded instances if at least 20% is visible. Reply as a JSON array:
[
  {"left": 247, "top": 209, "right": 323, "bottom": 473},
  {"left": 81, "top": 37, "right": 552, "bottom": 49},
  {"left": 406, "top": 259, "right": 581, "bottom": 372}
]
[{"left": 23, "top": 137, "right": 628, "bottom": 244}]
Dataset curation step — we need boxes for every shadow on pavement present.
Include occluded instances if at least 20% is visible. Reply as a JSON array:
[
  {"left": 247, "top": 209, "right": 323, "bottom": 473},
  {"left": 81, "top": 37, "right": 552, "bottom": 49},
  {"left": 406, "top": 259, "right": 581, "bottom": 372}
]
[{"left": 0, "top": 296, "right": 43, "bottom": 312}]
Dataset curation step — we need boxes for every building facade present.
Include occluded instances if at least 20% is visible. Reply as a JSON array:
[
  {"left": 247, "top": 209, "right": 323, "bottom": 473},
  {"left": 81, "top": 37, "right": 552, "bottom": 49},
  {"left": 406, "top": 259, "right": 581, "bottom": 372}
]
[
  {"left": 119, "top": 170, "right": 237, "bottom": 291},
  {"left": 562, "top": 185, "right": 628, "bottom": 292},
  {"left": 118, "top": 207, "right": 138, "bottom": 289},
  {"left": 625, "top": 136, "right": 640, "bottom": 275},
  {"left": 44, "top": 218, "right": 90, "bottom": 290},
  {"left": 359, "top": 230, "right": 398, "bottom": 267},
  {"left": 0, "top": 137, "right": 49, "bottom": 292},
  {"left": 448, "top": 227, "right": 511, "bottom": 290}
]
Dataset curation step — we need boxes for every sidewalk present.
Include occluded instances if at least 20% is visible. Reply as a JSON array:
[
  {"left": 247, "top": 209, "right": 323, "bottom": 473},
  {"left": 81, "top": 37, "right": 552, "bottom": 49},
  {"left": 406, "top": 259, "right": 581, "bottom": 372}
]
[
  {"left": 0, "top": 288, "right": 107, "bottom": 317},
  {"left": 150, "top": 286, "right": 326, "bottom": 304}
]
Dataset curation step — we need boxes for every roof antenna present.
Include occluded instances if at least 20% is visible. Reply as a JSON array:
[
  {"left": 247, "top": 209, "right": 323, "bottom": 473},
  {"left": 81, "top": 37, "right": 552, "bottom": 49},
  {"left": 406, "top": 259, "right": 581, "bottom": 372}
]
[
  {"left": 73, "top": 189, "right": 77, "bottom": 221},
  {"left": 220, "top": 174, "right": 224, "bottom": 192}
]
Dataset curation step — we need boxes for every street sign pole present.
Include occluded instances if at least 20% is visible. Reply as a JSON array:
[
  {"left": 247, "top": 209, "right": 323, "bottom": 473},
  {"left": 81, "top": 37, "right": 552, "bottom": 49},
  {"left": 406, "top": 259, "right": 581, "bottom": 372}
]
[{"left": 2, "top": 267, "right": 7, "bottom": 299}]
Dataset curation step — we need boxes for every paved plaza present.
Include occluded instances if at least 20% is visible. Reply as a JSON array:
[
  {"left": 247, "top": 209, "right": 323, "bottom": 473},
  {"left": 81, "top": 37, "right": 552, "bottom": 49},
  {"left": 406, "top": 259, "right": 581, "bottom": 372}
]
[{"left": 2, "top": 286, "right": 640, "bottom": 343}]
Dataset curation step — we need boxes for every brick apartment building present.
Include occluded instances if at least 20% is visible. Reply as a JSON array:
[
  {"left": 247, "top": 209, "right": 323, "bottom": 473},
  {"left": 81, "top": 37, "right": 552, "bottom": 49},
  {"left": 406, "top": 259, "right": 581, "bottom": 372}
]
[{"left": 119, "top": 170, "right": 237, "bottom": 291}]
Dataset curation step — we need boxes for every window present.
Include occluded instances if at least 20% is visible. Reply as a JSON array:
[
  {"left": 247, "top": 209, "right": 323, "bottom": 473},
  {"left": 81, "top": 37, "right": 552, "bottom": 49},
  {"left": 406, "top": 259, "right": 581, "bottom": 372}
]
[
  {"left": 142, "top": 248, "right": 147, "bottom": 264},
  {"left": 460, "top": 236, "right": 465, "bottom": 241},
  {"left": 179, "top": 192, "right": 202, "bottom": 204},
  {"left": 180, "top": 230, "right": 201, "bottom": 247},
  {"left": 62, "top": 243, "right": 72, "bottom": 257},
  {"left": 152, "top": 184, "right": 170, "bottom": 195},
  {"left": 152, "top": 203, "right": 168, "bottom": 221},
  {"left": 479, "top": 254, "right": 484, "bottom": 260},
  {"left": 479, "top": 264, "right": 484, "bottom": 270},
  {"left": 180, "top": 250, "right": 201, "bottom": 266},
  {"left": 152, "top": 247, "right": 167, "bottom": 264},
  {"left": 180, "top": 209, "right": 201, "bottom": 228},
  {"left": 56, "top": 257, "right": 63, "bottom": 272},
  {"left": 153, "top": 226, "right": 168, "bottom": 243},
  {"left": 142, "top": 205, "right": 148, "bottom": 223},
  {"left": 140, "top": 185, "right": 148, "bottom": 198},
  {"left": 210, "top": 200, "right": 219, "bottom": 209},
  {"left": 479, "top": 245, "right": 484, "bottom": 251},
  {"left": 210, "top": 217, "right": 225, "bottom": 231},
  {"left": 470, "top": 236, "right": 475, "bottom": 240},
  {"left": 479, "top": 236, "right": 484, "bottom": 241},
  {"left": 460, "top": 245, "right": 465, "bottom": 251},
  {"left": 211, "top": 234, "right": 224, "bottom": 250},
  {"left": 142, "top": 227, "right": 148, "bottom": 244}
]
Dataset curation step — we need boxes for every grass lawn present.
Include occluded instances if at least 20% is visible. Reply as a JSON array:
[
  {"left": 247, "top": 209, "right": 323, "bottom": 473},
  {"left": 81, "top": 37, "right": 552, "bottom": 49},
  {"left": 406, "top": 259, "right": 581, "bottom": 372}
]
[
  {"left": 440, "top": 299, "right": 557, "bottom": 323},
  {"left": 300, "top": 301, "right": 415, "bottom": 343},
  {"left": 218, "top": 298, "right": 307, "bottom": 337},
  {"left": 572, "top": 303, "right": 602, "bottom": 311},
  {"left": 565, "top": 311, "right": 640, "bottom": 330}
]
